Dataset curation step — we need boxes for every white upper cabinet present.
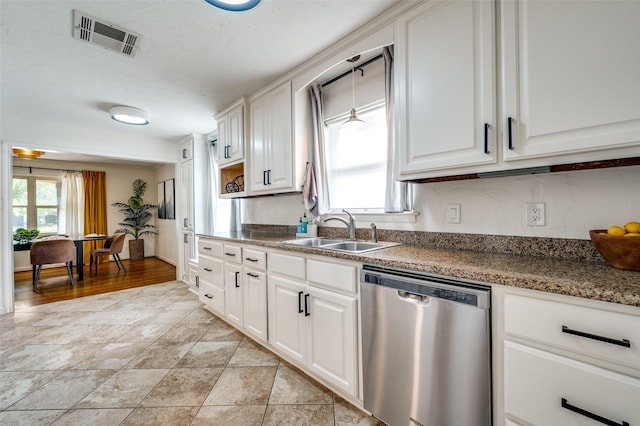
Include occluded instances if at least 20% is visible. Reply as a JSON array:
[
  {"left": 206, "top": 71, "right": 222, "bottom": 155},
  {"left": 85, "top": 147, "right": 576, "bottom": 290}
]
[
  {"left": 216, "top": 99, "right": 246, "bottom": 166},
  {"left": 396, "top": 0, "right": 496, "bottom": 179},
  {"left": 248, "top": 81, "right": 294, "bottom": 195},
  {"left": 501, "top": 0, "right": 640, "bottom": 163}
]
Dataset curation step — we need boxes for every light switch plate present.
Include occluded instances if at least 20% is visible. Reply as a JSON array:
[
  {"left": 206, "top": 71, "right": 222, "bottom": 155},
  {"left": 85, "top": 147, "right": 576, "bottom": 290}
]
[{"left": 447, "top": 203, "right": 461, "bottom": 224}]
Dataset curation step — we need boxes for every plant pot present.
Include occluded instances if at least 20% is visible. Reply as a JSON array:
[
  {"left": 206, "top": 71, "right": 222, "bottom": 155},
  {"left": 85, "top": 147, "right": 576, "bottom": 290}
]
[{"left": 129, "top": 239, "right": 145, "bottom": 261}]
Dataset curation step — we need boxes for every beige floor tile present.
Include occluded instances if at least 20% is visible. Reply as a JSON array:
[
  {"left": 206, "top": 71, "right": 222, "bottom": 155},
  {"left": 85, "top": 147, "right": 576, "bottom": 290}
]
[
  {"left": 269, "top": 362, "right": 334, "bottom": 405},
  {"left": 125, "top": 341, "right": 195, "bottom": 369},
  {"left": 228, "top": 337, "right": 280, "bottom": 367},
  {"left": 114, "top": 323, "right": 174, "bottom": 343},
  {"left": 157, "top": 321, "right": 212, "bottom": 343},
  {"left": 0, "top": 325, "right": 44, "bottom": 346},
  {"left": 71, "top": 343, "right": 150, "bottom": 370},
  {"left": 75, "top": 368, "right": 169, "bottom": 408},
  {"left": 140, "top": 367, "right": 223, "bottom": 407},
  {"left": 0, "top": 370, "right": 63, "bottom": 410},
  {"left": 9, "top": 369, "right": 116, "bottom": 410},
  {"left": 176, "top": 341, "right": 240, "bottom": 368},
  {"left": 0, "top": 344, "right": 56, "bottom": 370},
  {"left": 262, "top": 404, "right": 335, "bottom": 426},
  {"left": 50, "top": 408, "right": 132, "bottom": 425},
  {"left": 120, "top": 406, "right": 199, "bottom": 426},
  {"left": 192, "top": 405, "right": 267, "bottom": 426},
  {"left": 334, "top": 395, "right": 383, "bottom": 425},
  {"left": 180, "top": 307, "right": 219, "bottom": 325},
  {"left": 0, "top": 409, "right": 65, "bottom": 426},
  {"left": 19, "top": 343, "right": 104, "bottom": 371},
  {"left": 203, "top": 366, "right": 277, "bottom": 405},
  {"left": 199, "top": 320, "right": 244, "bottom": 342}
]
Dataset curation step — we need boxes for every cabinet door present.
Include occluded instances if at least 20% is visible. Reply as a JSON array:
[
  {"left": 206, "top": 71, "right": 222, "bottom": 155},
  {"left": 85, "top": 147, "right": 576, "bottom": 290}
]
[
  {"left": 243, "top": 268, "right": 268, "bottom": 343},
  {"left": 179, "top": 160, "right": 194, "bottom": 230},
  {"left": 264, "top": 81, "right": 293, "bottom": 191},
  {"left": 307, "top": 286, "right": 358, "bottom": 396},
  {"left": 218, "top": 103, "right": 245, "bottom": 165},
  {"left": 181, "top": 232, "right": 194, "bottom": 283},
  {"left": 501, "top": 0, "right": 640, "bottom": 162},
  {"left": 268, "top": 275, "right": 306, "bottom": 363},
  {"left": 397, "top": 0, "right": 496, "bottom": 179},
  {"left": 248, "top": 92, "right": 269, "bottom": 192},
  {"left": 224, "top": 263, "right": 243, "bottom": 328}
]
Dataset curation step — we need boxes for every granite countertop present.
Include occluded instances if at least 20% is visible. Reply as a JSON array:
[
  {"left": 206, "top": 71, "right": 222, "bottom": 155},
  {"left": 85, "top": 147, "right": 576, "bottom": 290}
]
[{"left": 202, "top": 232, "right": 640, "bottom": 307}]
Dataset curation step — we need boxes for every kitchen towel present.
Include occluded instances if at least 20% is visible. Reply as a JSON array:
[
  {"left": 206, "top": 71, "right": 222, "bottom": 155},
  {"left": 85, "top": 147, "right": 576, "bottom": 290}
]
[{"left": 302, "top": 161, "right": 319, "bottom": 218}]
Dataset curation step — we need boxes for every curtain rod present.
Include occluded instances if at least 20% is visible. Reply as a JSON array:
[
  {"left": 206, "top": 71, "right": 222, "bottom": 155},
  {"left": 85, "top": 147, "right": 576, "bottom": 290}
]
[
  {"left": 13, "top": 165, "right": 82, "bottom": 173},
  {"left": 321, "top": 54, "right": 384, "bottom": 88}
]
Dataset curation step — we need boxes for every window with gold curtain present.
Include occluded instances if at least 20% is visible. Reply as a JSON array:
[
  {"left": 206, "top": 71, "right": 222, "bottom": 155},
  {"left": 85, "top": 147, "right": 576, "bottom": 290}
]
[{"left": 82, "top": 171, "right": 108, "bottom": 257}]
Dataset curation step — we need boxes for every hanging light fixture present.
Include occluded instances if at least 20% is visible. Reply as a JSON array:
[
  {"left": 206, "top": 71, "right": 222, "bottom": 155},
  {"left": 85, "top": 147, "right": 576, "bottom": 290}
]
[
  {"left": 109, "top": 105, "right": 150, "bottom": 125},
  {"left": 12, "top": 148, "right": 45, "bottom": 160},
  {"left": 342, "top": 56, "right": 366, "bottom": 130},
  {"left": 203, "top": 0, "right": 262, "bottom": 12}
]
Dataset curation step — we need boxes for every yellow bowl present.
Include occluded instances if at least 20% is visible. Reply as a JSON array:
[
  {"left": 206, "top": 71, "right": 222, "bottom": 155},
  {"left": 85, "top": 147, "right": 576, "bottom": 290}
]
[{"left": 589, "top": 230, "right": 640, "bottom": 272}]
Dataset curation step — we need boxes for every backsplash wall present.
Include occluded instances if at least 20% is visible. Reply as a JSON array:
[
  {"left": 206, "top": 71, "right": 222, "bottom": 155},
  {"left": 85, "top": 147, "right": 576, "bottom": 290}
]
[{"left": 242, "top": 165, "right": 640, "bottom": 240}]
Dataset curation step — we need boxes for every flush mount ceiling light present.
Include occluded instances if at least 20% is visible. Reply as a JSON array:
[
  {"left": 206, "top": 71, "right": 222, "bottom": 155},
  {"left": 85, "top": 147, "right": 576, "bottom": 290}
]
[
  {"left": 12, "top": 148, "right": 45, "bottom": 160},
  {"left": 109, "top": 105, "right": 149, "bottom": 125},
  {"left": 342, "top": 55, "right": 366, "bottom": 130},
  {"left": 203, "top": 0, "right": 262, "bottom": 12}
]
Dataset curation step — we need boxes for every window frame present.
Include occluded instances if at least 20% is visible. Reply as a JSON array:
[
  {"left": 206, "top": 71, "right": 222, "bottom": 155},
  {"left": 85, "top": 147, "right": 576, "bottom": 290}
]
[{"left": 12, "top": 175, "right": 62, "bottom": 235}]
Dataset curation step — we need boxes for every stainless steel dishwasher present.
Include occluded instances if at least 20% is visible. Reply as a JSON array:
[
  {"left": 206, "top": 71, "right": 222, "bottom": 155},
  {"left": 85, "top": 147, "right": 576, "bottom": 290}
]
[{"left": 361, "top": 265, "right": 491, "bottom": 426}]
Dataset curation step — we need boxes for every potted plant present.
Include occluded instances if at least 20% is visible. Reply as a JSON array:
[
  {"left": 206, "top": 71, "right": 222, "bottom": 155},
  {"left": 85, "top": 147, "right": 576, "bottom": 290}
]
[{"left": 113, "top": 179, "right": 157, "bottom": 261}]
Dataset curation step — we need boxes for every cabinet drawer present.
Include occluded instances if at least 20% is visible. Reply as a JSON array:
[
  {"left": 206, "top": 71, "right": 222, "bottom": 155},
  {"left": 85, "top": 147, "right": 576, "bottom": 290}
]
[
  {"left": 307, "top": 259, "right": 357, "bottom": 294},
  {"left": 198, "top": 256, "right": 223, "bottom": 288},
  {"left": 198, "top": 239, "right": 223, "bottom": 258},
  {"left": 222, "top": 243, "right": 242, "bottom": 264},
  {"left": 243, "top": 247, "right": 267, "bottom": 271},
  {"left": 504, "top": 341, "right": 640, "bottom": 426},
  {"left": 199, "top": 281, "right": 225, "bottom": 316},
  {"left": 504, "top": 294, "right": 640, "bottom": 368},
  {"left": 270, "top": 252, "right": 305, "bottom": 280}
]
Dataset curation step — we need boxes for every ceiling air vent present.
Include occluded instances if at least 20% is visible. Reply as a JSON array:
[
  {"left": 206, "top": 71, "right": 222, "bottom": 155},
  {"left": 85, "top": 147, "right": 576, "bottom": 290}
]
[{"left": 72, "top": 10, "right": 141, "bottom": 57}]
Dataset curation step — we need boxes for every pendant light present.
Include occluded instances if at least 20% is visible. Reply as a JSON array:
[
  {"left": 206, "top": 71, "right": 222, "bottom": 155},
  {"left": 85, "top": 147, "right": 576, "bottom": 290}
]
[{"left": 342, "top": 56, "right": 366, "bottom": 130}]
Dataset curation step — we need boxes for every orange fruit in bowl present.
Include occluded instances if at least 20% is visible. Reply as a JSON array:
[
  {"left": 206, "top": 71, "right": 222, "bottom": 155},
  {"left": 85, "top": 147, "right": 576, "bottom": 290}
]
[
  {"left": 607, "top": 225, "right": 626, "bottom": 236},
  {"left": 624, "top": 221, "right": 640, "bottom": 233}
]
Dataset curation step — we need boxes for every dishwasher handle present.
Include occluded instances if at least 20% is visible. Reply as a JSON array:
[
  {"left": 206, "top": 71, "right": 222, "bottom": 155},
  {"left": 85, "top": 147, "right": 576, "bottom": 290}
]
[{"left": 398, "top": 290, "right": 429, "bottom": 303}]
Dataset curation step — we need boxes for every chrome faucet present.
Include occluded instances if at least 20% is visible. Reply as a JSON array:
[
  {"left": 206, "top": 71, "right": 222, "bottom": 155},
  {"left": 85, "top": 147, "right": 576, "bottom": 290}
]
[
  {"left": 370, "top": 223, "right": 378, "bottom": 243},
  {"left": 322, "top": 209, "right": 356, "bottom": 240}
]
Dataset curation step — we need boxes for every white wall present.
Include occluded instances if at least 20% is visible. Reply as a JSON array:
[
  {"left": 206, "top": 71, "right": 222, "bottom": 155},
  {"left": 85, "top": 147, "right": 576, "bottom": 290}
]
[
  {"left": 242, "top": 165, "right": 640, "bottom": 240},
  {"left": 12, "top": 158, "right": 164, "bottom": 270}
]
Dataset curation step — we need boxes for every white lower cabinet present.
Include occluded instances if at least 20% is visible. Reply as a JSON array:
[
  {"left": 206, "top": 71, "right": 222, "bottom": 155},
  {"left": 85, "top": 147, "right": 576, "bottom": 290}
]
[
  {"left": 198, "top": 238, "right": 225, "bottom": 316},
  {"left": 268, "top": 251, "right": 359, "bottom": 398},
  {"left": 243, "top": 266, "right": 268, "bottom": 342},
  {"left": 496, "top": 287, "right": 640, "bottom": 426},
  {"left": 224, "top": 263, "right": 243, "bottom": 328}
]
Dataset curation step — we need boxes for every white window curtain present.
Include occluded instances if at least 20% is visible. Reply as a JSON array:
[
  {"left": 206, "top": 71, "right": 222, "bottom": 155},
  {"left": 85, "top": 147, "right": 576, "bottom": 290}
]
[
  {"left": 383, "top": 45, "right": 413, "bottom": 213},
  {"left": 59, "top": 171, "right": 84, "bottom": 236}
]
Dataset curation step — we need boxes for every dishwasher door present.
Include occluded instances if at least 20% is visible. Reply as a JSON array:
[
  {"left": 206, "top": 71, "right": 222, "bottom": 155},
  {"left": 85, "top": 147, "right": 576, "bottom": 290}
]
[{"left": 361, "top": 266, "right": 491, "bottom": 426}]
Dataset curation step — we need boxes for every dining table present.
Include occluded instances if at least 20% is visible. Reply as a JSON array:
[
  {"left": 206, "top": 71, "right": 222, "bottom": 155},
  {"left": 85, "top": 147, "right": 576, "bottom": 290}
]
[{"left": 14, "top": 234, "right": 112, "bottom": 281}]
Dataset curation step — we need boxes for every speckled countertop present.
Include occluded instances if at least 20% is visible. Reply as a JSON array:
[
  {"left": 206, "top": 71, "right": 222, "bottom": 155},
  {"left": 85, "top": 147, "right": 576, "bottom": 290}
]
[{"left": 201, "top": 231, "right": 640, "bottom": 307}]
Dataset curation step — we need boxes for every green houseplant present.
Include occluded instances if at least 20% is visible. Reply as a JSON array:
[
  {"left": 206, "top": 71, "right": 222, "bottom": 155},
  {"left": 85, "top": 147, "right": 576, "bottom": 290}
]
[{"left": 113, "top": 179, "right": 157, "bottom": 261}]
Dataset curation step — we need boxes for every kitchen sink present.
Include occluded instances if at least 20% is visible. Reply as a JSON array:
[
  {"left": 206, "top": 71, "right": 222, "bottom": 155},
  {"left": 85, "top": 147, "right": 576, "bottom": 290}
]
[{"left": 281, "top": 238, "right": 400, "bottom": 254}]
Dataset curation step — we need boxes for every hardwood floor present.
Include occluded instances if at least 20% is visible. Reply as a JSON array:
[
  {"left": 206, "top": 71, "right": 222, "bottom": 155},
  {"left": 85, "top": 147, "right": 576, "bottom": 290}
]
[{"left": 13, "top": 257, "right": 177, "bottom": 309}]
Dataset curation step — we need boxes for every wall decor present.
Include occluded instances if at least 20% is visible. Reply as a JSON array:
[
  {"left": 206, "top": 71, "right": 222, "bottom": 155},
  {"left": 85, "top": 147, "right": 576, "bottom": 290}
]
[
  {"left": 158, "top": 181, "right": 166, "bottom": 219},
  {"left": 157, "top": 179, "right": 175, "bottom": 220}
]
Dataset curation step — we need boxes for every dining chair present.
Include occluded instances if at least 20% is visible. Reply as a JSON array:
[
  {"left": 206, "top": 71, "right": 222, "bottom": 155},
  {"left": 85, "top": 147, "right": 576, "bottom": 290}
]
[
  {"left": 89, "top": 233, "right": 127, "bottom": 275},
  {"left": 30, "top": 238, "right": 75, "bottom": 291}
]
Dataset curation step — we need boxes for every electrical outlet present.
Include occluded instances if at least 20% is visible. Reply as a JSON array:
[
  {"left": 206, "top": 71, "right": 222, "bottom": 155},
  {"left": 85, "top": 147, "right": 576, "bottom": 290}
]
[
  {"left": 526, "top": 202, "right": 546, "bottom": 226},
  {"left": 447, "top": 203, "right": 461, "bottom": 224}
]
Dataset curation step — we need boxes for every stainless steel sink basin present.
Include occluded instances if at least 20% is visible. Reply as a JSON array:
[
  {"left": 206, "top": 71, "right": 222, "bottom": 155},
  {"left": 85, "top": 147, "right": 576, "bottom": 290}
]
[{"left": 281, "top": 238, "right": 400, "bottom": 254}]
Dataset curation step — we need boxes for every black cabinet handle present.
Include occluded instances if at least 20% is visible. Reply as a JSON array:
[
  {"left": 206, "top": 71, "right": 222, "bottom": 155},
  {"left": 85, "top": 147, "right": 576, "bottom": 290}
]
[
  {"left": 195, "top": 276, "right": 199, "bottom": 288},
  {"left": 182, "top": 148, "right": 188, "bottom": 159},
  {"left": 263, "top": 170, "right": 268, "bottom": 186},
  {"left": 562, "top": 325, "right": 631, "bottom": 348},
  {"left": 204, "top": 293, "right": 213, "bottom": 299},
  {"left": 184, "top": 234, "right": 189, "bottom": 244},
  {"left": 203, "top": 246, "right": 212, "bottom": 251},
  {"left": 561, "top": 398, "right": 629, "bottom": 426},
  {"left": 245, "top": 257, "right": 258, "bottom": 262},
  {"left": 184, "top": 218, "right": 189, "bottom": 227},
  {"left": 234, "top": 271, "right": 240, "bottom": 288},
  {"left": 203, "top": 267, "right": 212, "bottom": 272},
  {"left": 267, "top": 169, "right": 272, "bottom": 185},
  {"left": 298, "top": 291, "right": 304, "bottom": 314},
  {"left": 224, "top": 145, "right": 230, "bottom": 159},
  {"left": 224, "top": 252, "right": 236, "bottom": 257},
  {"left": 484, "top": 123, "right": 490, "bottom": 154},
  {"left": 507, "top": 116, "right": 514, "bottom": 150},
  {"left": 304, "top": 293, "right": 310, "bottom": 317},
  {"left": 246, "top": 272, "right": 259, "bottom": 278}
]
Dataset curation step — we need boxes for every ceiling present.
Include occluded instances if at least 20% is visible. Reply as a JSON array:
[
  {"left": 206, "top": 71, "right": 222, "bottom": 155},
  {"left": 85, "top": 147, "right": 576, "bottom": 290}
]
[{"left": 1, "top": 0, "right": 401, "bottom": 165}]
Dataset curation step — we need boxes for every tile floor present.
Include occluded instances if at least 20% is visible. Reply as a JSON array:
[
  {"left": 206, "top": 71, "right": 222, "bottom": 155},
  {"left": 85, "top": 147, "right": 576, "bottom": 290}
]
[{"left": 0, "top": 281, "right": 382, "bottom": 425}]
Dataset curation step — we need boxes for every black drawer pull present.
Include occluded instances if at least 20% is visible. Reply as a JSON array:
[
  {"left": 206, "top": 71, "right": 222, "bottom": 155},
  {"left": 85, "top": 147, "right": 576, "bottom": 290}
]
[
  {"left": 203, "top": 268, "right": 212, "bottom": 272},
  {"left": 304, "top": 293, "right": 310, "bottom": 317},
  {"left": 562, "top": 398, "right": 629, "bottom": 426},
  {"left": 484, "top": 123, "right": 490, "bottom": 154},
  {"left": 298, "top": 291, "right": 304, "bottom": 314},
  {"left": 263, "top": 170, "right": 268, "bottom": 186},
  {"left": 562, "top": 325, "right": 631, "bottom": 348},
  {"left": 245, "top": 257, "right": 258, "bottom": 262},
  {"left": 203, "top": 246, "right": 212, "bottom": 251},
  {"left": 246, "top": 272, "right": 259, "bottom": 278},
  {"left": 225, "top": 252, "right": 236, "bottom": 257},
  {"left": 234, "top": 271, "right": 240, "bottom": 288},
  {"left": 507, "top": 116, "right": 514, "bottom": 150},
  {"left": 204, "top": 294, "right": 213, "bottom": 299}
]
